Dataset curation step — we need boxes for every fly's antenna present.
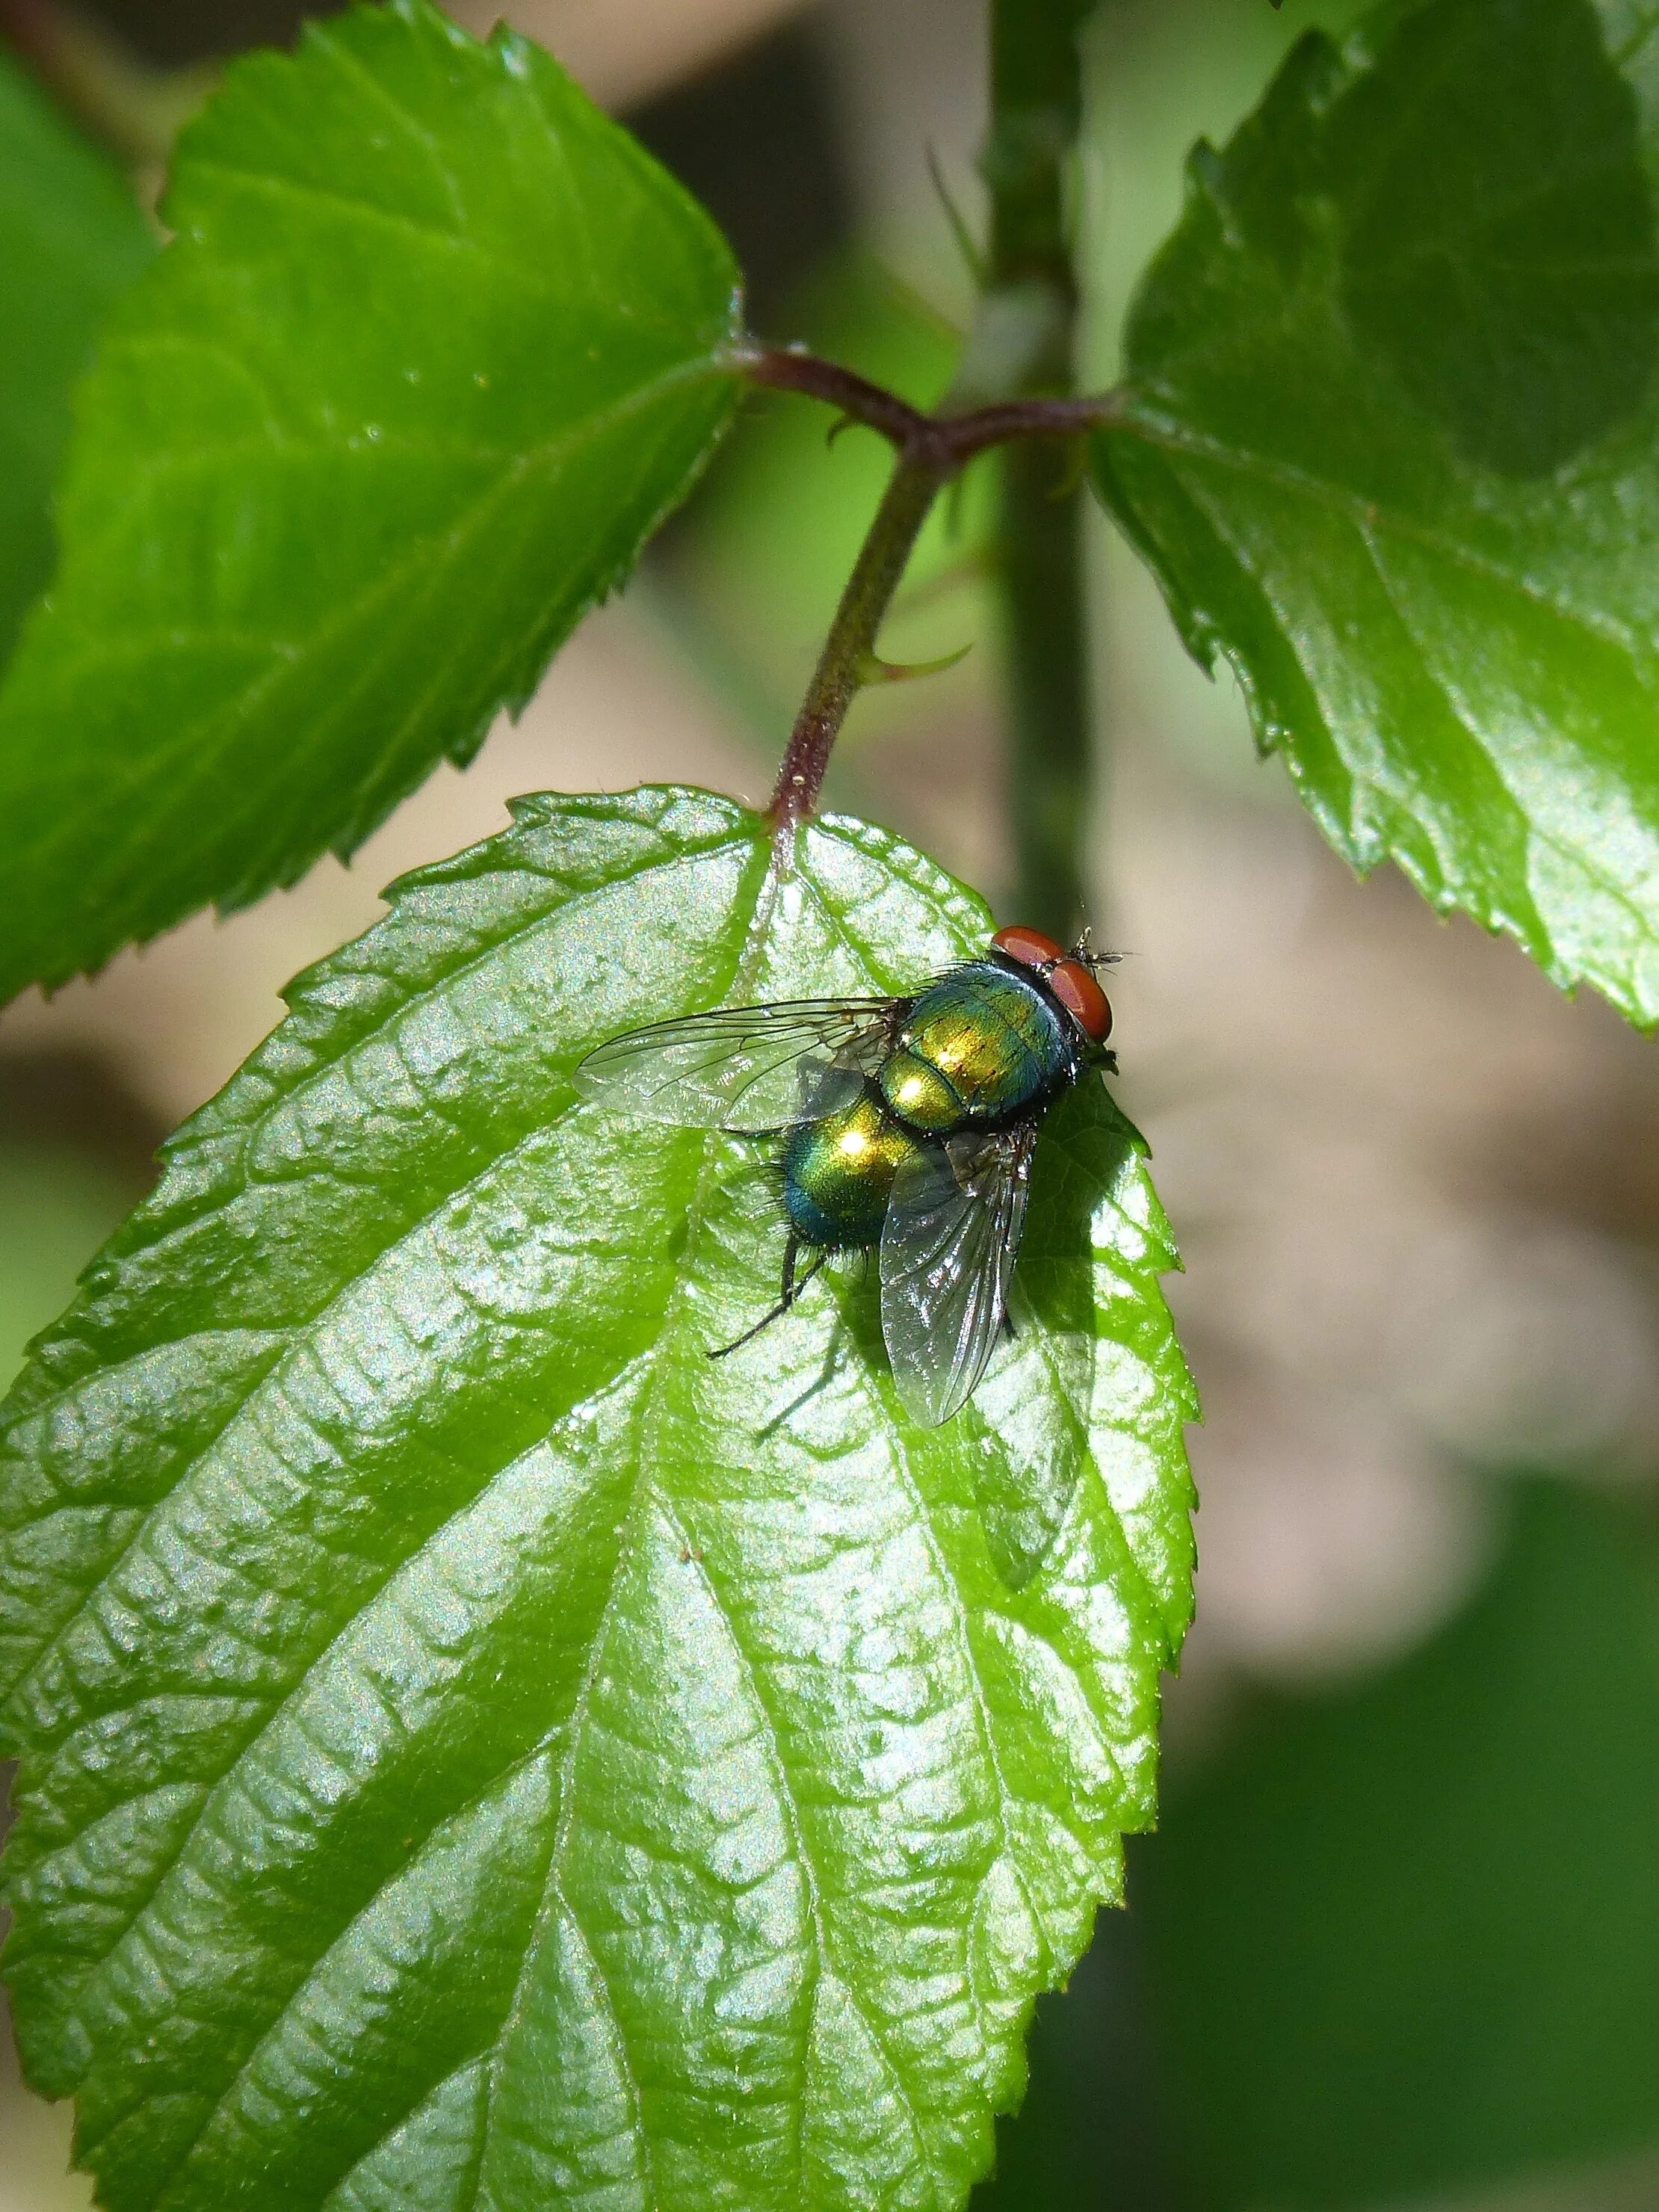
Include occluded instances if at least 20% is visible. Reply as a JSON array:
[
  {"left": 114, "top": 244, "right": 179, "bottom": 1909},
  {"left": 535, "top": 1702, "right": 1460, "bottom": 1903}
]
[{"left": 1069, "top": 922, "right": 1125, "bottom": 970}]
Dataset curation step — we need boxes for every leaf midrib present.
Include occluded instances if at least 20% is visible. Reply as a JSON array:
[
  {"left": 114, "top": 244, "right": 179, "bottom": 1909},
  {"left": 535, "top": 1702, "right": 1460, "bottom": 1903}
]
[
  {"left": 1113, "top": 400, "right": 1658, "bottom": 662},
  {"left": 468, "top": 829, "right": 787, "bottom": 2210},
  {"left": 113, "top": 832, "right": 774, "bottom": 2205},
  {"left": 473, "top": 836, "right": 1045, "bottom": 2212}
]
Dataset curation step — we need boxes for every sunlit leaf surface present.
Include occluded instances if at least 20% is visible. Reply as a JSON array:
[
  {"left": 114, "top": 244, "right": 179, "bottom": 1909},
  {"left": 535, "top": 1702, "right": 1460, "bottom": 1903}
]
[
  {"left": 1096, "top": 0, "right": 1659, "bottom": 1025},
  {"left": 0, "top": 791, "right": 1194, "bottom": 2212},
  {"left": 0, "top": 0, "right": 741, "bottom": 1001}
]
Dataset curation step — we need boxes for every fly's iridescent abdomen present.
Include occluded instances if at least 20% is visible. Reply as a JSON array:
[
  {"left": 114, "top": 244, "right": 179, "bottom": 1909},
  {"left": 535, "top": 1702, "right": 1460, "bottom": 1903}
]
[
  {"left": 879, "top": 960, "right": 1075, "bottom": 1132},
  {"left": 782, "top": 1086, "right": 918, "bottom": 1250}
]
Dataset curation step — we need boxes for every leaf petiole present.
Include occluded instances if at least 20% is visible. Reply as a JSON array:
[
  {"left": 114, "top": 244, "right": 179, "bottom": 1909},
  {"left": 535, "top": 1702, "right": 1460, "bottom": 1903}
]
[
  {"left": 739, "top": 345, "right": 1125, "bottom": 827},
  {"left": 738, "top": 342, "right": 1125, "bottom": 462}
]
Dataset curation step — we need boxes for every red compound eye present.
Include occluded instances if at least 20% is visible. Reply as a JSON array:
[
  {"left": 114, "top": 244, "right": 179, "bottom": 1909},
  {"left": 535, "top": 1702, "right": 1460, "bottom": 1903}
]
[
  {"left": 1046, "top": 960, "right": 1113, "bottom": 1042},
  {"left": 991, "top": 924, "right": 1066, "bottom": 970}
]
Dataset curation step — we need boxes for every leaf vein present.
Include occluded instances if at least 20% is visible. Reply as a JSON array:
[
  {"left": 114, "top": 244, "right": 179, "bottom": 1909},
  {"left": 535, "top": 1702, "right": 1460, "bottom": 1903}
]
[
  {"left": 1119, "top": 405, "right": 1656, "bottom": 660},
  {"left": 9, "top": 354, "right": 732, "bottom": 892}
]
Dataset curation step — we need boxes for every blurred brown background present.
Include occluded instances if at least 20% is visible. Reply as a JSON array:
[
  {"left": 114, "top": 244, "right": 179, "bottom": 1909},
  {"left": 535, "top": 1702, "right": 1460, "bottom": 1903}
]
[{"left": 5, "top": 4, "right": 1659, "bottom": 2210}]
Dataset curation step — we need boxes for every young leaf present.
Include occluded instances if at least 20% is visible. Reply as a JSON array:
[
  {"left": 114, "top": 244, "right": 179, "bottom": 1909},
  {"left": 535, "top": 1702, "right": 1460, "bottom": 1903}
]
[
  {"left": 0, "top": 791, "right": 1195, "bottom": 2212},
  {"left": 1094, "top": 0, "right": 1659, "bottom": 1025},
  {"left": 0, "top": 52, "right": 154, "bottom": 670},
  {"left": 0, "top": 0, "right": 741, "bottom": 1004}
]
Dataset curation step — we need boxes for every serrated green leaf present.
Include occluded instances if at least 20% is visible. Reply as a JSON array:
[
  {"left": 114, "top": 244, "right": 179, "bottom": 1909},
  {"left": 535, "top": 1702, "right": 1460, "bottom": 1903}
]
[
  {"left": 1093, "top": 0, "right": 1659, "bottom": 1025},
  {"left": 0, "top": 791, "right": 1194, "bottom": 2212},
  {"left": 0, "top": 1136, "right": 142, "bottom": 1394},
  {"left": 0, "top": 0, "right": 742, "bottom": 1004},
  {"left": 0, "top": 51, "right": 155, "bottom": 670}
]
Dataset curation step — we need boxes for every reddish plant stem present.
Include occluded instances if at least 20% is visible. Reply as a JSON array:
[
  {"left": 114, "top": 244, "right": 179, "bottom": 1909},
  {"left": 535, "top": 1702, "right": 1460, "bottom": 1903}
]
[
  {"left": 767, "top": 451, "right": 950, "bottom": 827},
  {"left": 740, "top": 347, "right": 1125, "bottom": 466},
  {"left": 740, "top": 349, "right": 932, "bottom": 453},
  {"left": 746, "top": 347, "right": 1126, "bottom": 828},
  {"left": 946, "top": 395, "right": 1123, "bottom": 456}
]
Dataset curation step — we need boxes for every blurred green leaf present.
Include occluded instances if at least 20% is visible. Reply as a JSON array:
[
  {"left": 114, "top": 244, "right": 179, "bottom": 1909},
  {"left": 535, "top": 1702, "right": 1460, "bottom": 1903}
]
[
  {"left": 971, "top": 1908, "right": 1176, "bottom": 2212},
  {"left": 1141, "top": 1481, "right": 1659, "bottom": 2210},
  {"left": 1094, "top": 0, "right": 1659, "bottom": 1025},
  {"left": 0, "top": 1141, "right": 138, "bottom": 1394},
  {"left": 0, "top": 52, "right": 153, "bottom": 670},
  {"left": 0, "top": 0, "right": 741, "bottom": 1004},
  {"left": 0, "top": 789, "right": 1194, "bottom": 2212}
]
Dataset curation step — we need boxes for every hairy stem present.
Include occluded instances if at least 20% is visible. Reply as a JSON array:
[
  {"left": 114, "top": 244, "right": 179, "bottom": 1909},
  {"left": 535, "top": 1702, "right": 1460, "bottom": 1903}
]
[
  {"left": 981, "top": 0, "right": 1097, "bottom": 939},
  {"left": 767, "top": 451, "right": 950, "bottom": 827}
]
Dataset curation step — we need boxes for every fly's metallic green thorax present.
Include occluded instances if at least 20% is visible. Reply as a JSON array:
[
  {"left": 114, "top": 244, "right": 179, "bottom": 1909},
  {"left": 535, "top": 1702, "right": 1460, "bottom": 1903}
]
[
  {"left": 783, "top": 1086, "right": 919, "bottom": 1251},
  {"left": 878, "top": 960, "right": 1074, "bottom": 1133}
]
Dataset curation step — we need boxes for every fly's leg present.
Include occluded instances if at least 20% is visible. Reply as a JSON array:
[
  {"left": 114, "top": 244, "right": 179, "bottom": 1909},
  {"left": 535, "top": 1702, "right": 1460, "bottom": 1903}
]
[{"left": 709, "top": 1236, "right": 830, "bottom": 1359}]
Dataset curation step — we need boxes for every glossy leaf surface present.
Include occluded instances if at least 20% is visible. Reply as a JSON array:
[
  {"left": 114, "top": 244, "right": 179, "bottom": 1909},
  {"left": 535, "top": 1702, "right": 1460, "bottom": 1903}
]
[
  {"left": 1095, "top": 0, "right": 1659, "bottom": 1025},
  {"left": 0, "top": 0, "right": 741, "bottom": 1002},
  {"left": 0, "top": 790, "right": 1194, "bottom": 2212},
  {"left": 0, "top": 52, "right": 154, "bottom": 670}
]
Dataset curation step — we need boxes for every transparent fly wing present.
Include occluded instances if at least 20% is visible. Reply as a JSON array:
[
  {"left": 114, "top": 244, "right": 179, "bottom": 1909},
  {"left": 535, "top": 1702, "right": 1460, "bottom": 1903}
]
[
  {"left": 573, "top": 999, "right": 895, "bottom": 1131},
  {"left": 879, "top": 1123, "right": 1037, "bottom": 1427}
]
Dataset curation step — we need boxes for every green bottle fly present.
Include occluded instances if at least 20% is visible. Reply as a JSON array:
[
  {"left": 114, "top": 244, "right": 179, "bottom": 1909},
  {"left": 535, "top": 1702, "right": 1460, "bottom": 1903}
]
[{"left": 575, "top": 923, "right": 1116, "bottom": 1426}]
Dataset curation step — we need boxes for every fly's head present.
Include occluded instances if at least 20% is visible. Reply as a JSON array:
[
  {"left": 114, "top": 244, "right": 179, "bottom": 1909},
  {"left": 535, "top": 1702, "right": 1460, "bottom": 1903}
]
[{"left": 989, "top": 924, "right": 1117, "bottom": 1060}]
